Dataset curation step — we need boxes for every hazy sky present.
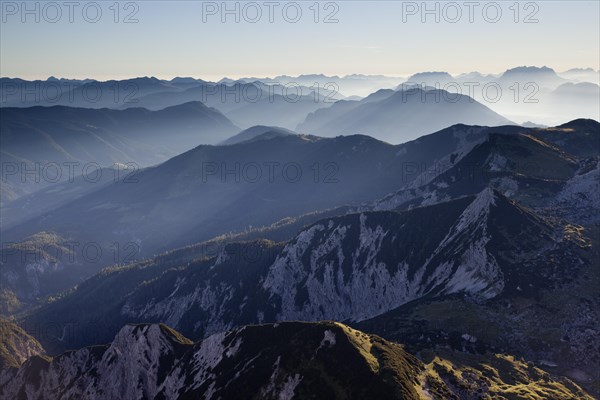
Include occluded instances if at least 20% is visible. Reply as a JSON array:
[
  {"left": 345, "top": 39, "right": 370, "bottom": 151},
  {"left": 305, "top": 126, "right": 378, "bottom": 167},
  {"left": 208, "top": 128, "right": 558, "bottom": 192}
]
[{"left": 1, "top": 1, "right": 599, "bottom": 80}]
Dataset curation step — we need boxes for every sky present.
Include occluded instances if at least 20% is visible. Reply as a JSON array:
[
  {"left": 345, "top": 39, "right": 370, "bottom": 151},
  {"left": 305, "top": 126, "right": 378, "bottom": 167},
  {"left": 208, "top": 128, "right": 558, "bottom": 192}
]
[{"left": 1, "top": 1, "right": 599, "bottom": 80}]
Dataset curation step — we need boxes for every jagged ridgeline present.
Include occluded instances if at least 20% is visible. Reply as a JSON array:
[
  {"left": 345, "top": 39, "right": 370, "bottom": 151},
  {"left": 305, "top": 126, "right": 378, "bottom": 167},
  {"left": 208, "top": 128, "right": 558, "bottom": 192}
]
[
  {"left": 0, "top": 322, "right": 593, "bottom": 400},
  {"left": 22, "top": 189, "right": 591, "bottom": 346},
  {"left": 1, "top": 117, "right": 598, "bottom": 399},
  {"left": 4, "top": 120, "right": 598, "bottom": 314}
]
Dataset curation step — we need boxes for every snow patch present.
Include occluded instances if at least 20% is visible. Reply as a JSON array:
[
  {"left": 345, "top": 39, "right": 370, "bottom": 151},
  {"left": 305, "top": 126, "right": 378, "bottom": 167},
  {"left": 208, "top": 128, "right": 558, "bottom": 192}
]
[
  {"left": 279, "top": 374, "right": 302, "bottom": 400},
  {"left": 317, "top": 330, "right": 337, "bottom": 352}
]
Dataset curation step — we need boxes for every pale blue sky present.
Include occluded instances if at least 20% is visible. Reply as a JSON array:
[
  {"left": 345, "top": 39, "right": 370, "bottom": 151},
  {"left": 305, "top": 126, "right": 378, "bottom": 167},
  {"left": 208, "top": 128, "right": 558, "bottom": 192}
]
[{"left": 1, "top": 1, "right": 598, "bottom": 80}]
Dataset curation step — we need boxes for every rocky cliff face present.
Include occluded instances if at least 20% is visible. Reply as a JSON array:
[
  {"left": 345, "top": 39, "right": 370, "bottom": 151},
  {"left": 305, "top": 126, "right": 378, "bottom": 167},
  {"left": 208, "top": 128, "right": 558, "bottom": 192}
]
[
  {"left": 26, "top": 189, "right": 581, "bottom": 353},
  {"left": 0, "top": 318, "right": 44, "bottom": 369},
  {"left": 1, "top": 321, "right": 593, "bottom": 400}
]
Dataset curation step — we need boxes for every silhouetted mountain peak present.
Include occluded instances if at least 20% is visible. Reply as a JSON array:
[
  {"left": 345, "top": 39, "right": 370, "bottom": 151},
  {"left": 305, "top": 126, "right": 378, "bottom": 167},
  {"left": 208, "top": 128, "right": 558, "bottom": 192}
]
[
  {"left": 170, "top": 77, "right": 202, "bottom": 83},
  {"left": 502, "top": 65, "right": 556, "bottom": 75},
  {"left": 407, "top": 71, "right": 454, "bottom": 81},
  {"left": 557, "top": 118, "right": 600, "bottom": 130},
  {"left": 155, "top": 100, "right": 212, "bottom": 114},
  {"left": 221, "top": 125, "right": 296, "bottom": 145}
]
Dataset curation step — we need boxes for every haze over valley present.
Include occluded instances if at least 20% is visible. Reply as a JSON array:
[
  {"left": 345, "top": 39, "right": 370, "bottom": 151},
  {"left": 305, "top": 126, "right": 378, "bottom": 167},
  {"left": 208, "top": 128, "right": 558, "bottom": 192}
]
[{"left": 1, "top": 1, "right": 599, "bottom": 399}]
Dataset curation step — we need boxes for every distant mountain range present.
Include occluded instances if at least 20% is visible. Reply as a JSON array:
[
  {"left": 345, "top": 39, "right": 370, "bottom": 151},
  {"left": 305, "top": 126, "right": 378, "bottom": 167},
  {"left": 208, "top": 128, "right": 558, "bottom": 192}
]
[
  {"left": 297, "top": 88, "right": 513, "bottom": 143},
  {"left": 1, "top": 121, "right": 516, "bottom": 305},
  {"left": 560, "top": 67, "right": 600, "bottom": 83},
  {"left": 0, "top": 102, "right": 238, "bottom": 205},
  {"left": 3, "top": 120, "right": 597, "bottom": 314},
  {"left": 498, "top": 66, "right": 568, "bottom": 88},
  {"left": 127, "top": 81, "right": 338, "bottom": 129},
  {"left": 244, "top": 73, "right": 407, "bottom": 97},
  {"left": 220, "top": 125, "right": 296, "bottom": 145},
  {"left": 1, "top": 66, "right": 599, "bottom": 400},
  {"left": 0, "top": 78, "right": 338, "bottom": 130},
  {"left": 1, "top": 132, "right": 468, "bottom": 302},
  {"left": 2, "top": 116, "right": 595, "bottom": 397},
  {"left": 3, "top": 66, "right": 598, "bottom": 128},
  {"left": 1, "top": 102, "right": 237, "bottom": 163},
  {"left": 395, "top": 66, "right": 600, "bottom": 125},
  {"left": 0, "top": 77, "right": 179, "bottom": 108}
]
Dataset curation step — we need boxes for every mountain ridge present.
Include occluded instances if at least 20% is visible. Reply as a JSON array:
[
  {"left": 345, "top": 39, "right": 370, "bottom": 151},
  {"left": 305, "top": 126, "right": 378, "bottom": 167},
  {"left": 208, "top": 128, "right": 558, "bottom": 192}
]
[
  {"left": 1, "top": 321, "right": 593, "bottom": 400},
  {"left": 297, "top": 88, "right": 513, "bottom": 143}
]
